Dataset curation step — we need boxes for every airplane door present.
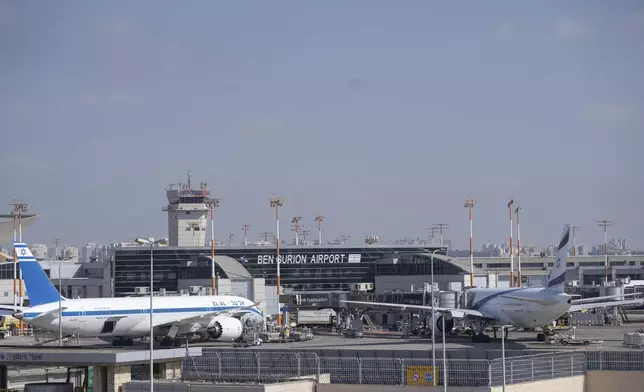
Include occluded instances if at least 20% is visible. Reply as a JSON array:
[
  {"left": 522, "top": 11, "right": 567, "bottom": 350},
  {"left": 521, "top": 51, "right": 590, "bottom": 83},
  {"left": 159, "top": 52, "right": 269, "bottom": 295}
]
[{"left": 101, "top": 320, "right": 117, "bottom": 334}]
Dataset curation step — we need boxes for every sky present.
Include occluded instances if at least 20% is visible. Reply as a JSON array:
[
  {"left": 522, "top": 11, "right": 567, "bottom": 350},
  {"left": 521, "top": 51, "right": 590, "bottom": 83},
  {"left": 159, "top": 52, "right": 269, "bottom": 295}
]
[{"left": 1, "top": 1, "right": 643, "bottom": 250}]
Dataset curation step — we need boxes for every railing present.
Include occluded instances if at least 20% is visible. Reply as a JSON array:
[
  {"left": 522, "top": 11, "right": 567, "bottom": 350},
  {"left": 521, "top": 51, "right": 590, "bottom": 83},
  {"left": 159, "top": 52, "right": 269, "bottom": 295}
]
[{"left": 180, "top": 350, "right": 610, "bottom": 387}]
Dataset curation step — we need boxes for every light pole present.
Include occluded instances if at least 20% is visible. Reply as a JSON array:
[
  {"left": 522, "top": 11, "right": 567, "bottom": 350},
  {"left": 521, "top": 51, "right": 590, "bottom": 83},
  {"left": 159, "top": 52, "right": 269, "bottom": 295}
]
[
  {"left": 501, "top": 325, "right": 507, "bottom": 392},
  {"left": 442, "top": 315, "right": 447, "bottom": 392},
  {"left": 464, "top": 199, "right": 476, "bottom": 287},
  {"left": 508, "top": 200, "right": 514, "bottom": 288},
  {"left": 135, "top": 237, "right": 166, "bottom": 391},
  {"left": 58, "top": 261, "right": 62, "bottom": 346},
  {"left": 430, "top": 249, "right": 440, "bottom": 386},
  {"left": 314, "top": 216, "right": 324, "bottom": 246},
  {"left": 206, "top": 198, "right": 221, "bottom": 294},
  {"left": 597, "top": 220, "right": 613, "bottom": 284},
  {"left": 515, "top": 206, "right": 522, "bottom": 287},
  {"left": 270, "top": 197, "right": 284, "bottom": 327}
]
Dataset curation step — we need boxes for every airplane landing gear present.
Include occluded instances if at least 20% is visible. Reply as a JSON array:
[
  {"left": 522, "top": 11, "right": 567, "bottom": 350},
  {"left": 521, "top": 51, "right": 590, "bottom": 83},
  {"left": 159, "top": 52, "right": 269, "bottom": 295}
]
[
  {"left": 493, "top": 327, "right": 509, "bottom": 340},
  {"left": 111, "top": 338, "right": 134, "bottom": 347},
  {"left": 471, "top": 320, "right": 491, "bottom": 343},
  {"left": 472, "top": 333, "right": 491, "bottom": 343},
  {"left": 159, "top": 337, "right": 183, "bottom": 348}
]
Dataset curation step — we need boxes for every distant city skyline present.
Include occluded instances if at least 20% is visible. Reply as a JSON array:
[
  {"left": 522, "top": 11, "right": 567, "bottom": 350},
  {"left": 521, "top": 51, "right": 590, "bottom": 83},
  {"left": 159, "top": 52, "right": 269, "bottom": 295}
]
[{"left": 1, "top": 2, "right": 642, "bottom": 249}]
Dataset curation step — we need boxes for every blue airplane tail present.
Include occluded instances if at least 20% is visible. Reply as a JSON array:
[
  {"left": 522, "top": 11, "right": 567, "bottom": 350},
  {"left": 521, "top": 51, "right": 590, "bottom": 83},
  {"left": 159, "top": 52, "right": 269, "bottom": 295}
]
[{"left": 14, "top": 242, "right": 65, "bottom": 306}]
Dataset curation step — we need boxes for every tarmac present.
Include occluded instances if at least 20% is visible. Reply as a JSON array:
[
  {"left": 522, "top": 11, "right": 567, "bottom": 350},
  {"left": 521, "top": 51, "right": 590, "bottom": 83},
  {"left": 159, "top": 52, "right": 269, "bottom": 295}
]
[{"left": 1, "top": 319, "right": 642, "bottom": 359}]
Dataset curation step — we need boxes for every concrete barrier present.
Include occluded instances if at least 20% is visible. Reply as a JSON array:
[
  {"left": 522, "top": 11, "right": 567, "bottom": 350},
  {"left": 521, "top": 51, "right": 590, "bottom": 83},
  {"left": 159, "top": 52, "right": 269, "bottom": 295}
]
[
  {"left": 585, "top": 371, "right": 644, "bottom": 392},
  {"left": 490, "top": 375, "right": 585, "bottom": 392},
  {"left": 317, "top": 386, "right": 486, "bottom": 392}
]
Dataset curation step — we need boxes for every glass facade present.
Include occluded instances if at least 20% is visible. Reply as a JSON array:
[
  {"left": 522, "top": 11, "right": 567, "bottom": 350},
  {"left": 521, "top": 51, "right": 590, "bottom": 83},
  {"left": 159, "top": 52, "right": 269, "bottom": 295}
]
[{"left": 112, "top": 245, "right": 449, "bottom": 296}]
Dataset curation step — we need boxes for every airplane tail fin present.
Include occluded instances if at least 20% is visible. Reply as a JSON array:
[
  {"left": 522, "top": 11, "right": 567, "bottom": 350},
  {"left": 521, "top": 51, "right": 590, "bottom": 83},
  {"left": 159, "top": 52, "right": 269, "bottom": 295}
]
[
  {"left": 546, "top": 225, "right": 570, "bottom": 293},
  {"left": 14, "top": 242, "right": 65, "bottom": 306}
]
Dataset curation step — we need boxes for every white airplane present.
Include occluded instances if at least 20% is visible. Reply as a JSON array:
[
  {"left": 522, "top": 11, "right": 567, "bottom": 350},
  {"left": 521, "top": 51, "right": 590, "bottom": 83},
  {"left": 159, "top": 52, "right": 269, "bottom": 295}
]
[
  {"left": 2, "top": 242, "right": 263, "bottom": 347},
  {"left": 341, "top": 225, "right": 643, "bottom": 342}
]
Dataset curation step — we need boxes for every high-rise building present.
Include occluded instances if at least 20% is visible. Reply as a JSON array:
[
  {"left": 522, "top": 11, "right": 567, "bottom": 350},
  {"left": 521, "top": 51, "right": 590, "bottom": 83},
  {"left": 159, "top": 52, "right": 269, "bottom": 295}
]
[{"left": 28, "top": 243, "right": 48, "bottom": 259}]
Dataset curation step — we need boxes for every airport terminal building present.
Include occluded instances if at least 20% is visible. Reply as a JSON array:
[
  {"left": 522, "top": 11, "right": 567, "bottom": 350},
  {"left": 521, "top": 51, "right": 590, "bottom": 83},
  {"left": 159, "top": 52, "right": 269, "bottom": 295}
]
[{"left": 111, "top": 243, "right": 459, "bottom": 296}]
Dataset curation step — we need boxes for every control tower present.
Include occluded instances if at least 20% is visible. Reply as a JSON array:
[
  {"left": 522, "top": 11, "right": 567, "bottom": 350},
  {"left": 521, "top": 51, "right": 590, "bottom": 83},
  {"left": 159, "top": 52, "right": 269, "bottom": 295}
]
[{"left": 163, "top": 172, "right": 210, "bottom": 247}]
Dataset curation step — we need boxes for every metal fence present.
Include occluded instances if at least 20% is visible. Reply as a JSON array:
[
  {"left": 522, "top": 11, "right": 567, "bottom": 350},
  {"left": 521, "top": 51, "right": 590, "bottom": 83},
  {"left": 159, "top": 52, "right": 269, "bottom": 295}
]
[
  {"left": 5, "top": 366, "right": 86, "bottom": 391},
  {"left": 180, "top": 350, "right": 605, "bottom": 387},
  {"left": 586, "top": 349, "right": 644, "bottom": 371}
]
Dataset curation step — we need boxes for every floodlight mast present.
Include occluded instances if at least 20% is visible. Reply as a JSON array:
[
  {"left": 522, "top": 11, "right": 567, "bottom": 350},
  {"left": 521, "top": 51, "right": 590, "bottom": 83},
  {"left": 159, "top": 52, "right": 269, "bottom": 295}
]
[
  {"left": 314, "top": 216, "right": 325, "bottom": 246},
  {"left": 206, "top": 197, "right": 221, "bottom": 294},
  {"left": 597, "top": 220, "right": 613, "bottom": 284},
  {"left": 464, "top": 199, "right": 476, "bottom": 287},
  {"left": 10, "top": 201, "right": 29, "bottom": 333},
  {"left": 508, "top": 199, "right": 514, "bottom": 287},
  {"left": 241, "top": 224, "right": 252, "bottom": 246},
  {"left": 515, "top": 206, "right": 522, "bottom": 287},
  {"left": 270, "top": 197, "right": 284, "bottom": 327}
]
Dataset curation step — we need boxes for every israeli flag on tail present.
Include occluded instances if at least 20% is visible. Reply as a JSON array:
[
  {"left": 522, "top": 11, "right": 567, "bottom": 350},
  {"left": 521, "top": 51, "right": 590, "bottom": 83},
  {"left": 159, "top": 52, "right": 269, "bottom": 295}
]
[
  {"left": 546, "top": 225, "right": 571, "bottom": 293},
  {"left": 14, "top": 242, "right": 66, "bottom": 306}
]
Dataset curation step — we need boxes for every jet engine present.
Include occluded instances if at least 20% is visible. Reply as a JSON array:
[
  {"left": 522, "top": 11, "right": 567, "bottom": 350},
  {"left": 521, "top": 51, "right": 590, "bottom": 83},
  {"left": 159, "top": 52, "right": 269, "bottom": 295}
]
[
  {"left": 207, "top": 317, "right": 243, "bottom": 341},
  {"left": 427, "top": 312, "right": 454, "bottom": 335}
]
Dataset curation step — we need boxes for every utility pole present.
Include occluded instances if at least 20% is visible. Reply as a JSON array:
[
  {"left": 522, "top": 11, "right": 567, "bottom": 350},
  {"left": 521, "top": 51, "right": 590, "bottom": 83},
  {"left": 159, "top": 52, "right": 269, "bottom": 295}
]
[
  {"left": 314, "top": 216, "right": 324, "bottom": 246},
  {"left": 241, "top": 224, "right": 252, "bottom": 246},
  {"left": 270, "top": 197, "right": 284, "bottom": 327},
  {"left": 569, "top": 225, "right": 580, "bottom": 256},
  {"left": 228, "top": 233, "right": 234, "bottom": 246},
  {"left": 291, "top": 216, "right": 302, "bottom": 246},
  {"left": 432, "top": 224, "right": 449, "bottom": 245},
  {"left": 464, "top": 199, "right": 476, "bottom": 287},
  {"left": 597, "top": 220, "right": 613, "bottom": 284}
]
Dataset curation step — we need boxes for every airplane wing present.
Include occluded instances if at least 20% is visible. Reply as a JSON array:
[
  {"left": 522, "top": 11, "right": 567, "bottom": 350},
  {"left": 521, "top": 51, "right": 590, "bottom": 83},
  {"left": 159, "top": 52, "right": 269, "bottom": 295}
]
[
  {"left": 153, "top": 303, "right": 260, "bottom": 328},
  {"left": 571, "top": 293, "right": 641, "bottom": 304},
  {"left": 340, "top": 300, "right": 494, "bottom": 320},
  {"left": 569, "top": 299, "right": 644, "bottom": 313},
  {"left": 0, "top": 305, "right": 23, "bottom": 316}
]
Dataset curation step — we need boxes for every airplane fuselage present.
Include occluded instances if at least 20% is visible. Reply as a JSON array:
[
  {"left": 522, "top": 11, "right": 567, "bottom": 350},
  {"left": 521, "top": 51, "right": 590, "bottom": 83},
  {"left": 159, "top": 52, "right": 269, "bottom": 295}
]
[
  {"left": 18, "top": 295, "right": 262, "bottom": 339},
  {"left": 465, "top": 287, "right": 571, "bottom": 328}
]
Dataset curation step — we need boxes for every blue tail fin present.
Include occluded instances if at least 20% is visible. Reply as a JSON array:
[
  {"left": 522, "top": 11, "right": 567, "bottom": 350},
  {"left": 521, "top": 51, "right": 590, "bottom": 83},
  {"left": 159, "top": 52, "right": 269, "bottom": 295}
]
[{"left": 14, "top": 242, "right": 64, "bottom": 306}]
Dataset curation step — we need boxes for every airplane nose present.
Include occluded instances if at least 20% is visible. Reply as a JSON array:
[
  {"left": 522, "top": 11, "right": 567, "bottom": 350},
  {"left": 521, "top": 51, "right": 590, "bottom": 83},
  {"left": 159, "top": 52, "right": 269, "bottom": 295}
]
[{"left": 12, "top": 311, "right": 23, "bottom": 320}]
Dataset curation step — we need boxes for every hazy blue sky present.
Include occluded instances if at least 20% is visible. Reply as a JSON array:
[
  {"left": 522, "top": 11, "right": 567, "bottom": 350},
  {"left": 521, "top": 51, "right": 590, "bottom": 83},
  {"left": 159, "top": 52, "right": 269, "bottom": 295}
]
[{"left": 1, "top": 1, "right": 643, "bottom": 249}]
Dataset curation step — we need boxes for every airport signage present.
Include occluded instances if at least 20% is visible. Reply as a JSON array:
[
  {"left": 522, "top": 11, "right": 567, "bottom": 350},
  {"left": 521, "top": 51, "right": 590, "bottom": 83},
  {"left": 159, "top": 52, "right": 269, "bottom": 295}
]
[
  {"left": 298, "top": 293, "right": 331, "bottom": 306},
  {"left": 0, "top": 352, "right": 45, "bottom": 362},
  {"left": 256, "top": 254, "right": 361, "bottom": 264}
]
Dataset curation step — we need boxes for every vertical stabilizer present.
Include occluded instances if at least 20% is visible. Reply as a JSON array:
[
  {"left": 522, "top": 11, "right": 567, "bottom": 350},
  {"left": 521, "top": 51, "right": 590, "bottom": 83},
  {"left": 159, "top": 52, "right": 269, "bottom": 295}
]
[
  {"left": 14, "top": 243, "right": 64, "bottom": 306},
  {"left": 546, "top": 226, "right": 570, "bottom": 293}
]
